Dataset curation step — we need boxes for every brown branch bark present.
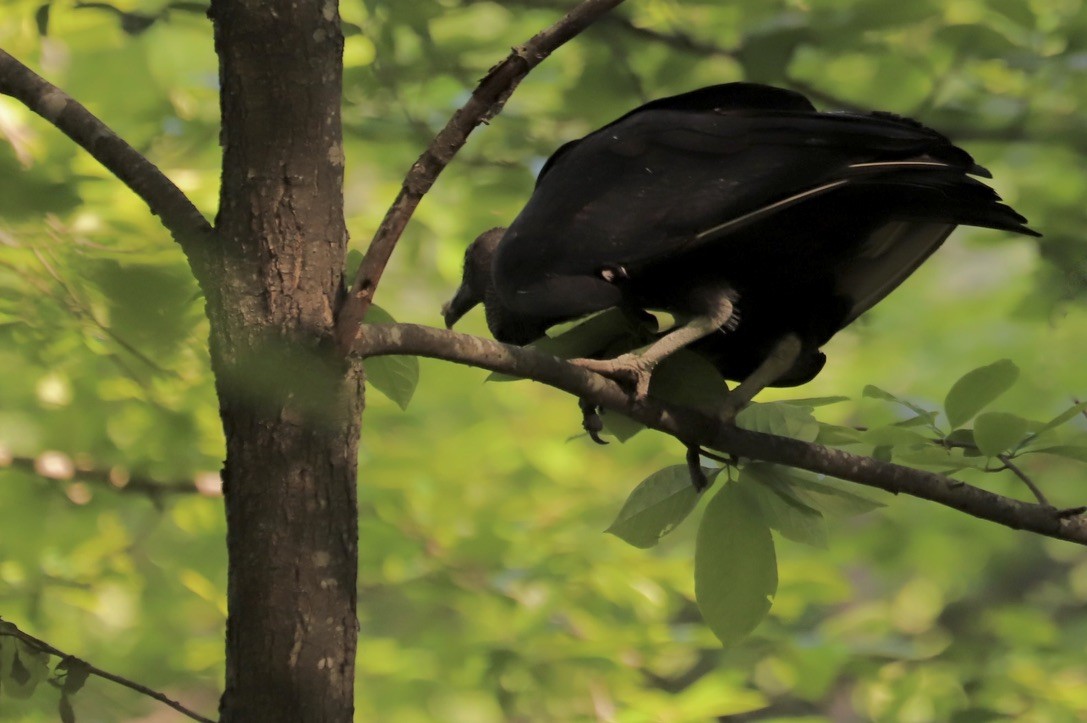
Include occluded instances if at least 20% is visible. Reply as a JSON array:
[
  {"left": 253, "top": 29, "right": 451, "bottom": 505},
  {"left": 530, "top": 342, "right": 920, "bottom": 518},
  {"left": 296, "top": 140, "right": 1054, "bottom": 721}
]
[
  {"left": 334, "top": 0, "right": 629, "bottom": 353},
  {"left": 0, "top": 617, "right": 214, "bottom": 723},
  {"left": 354, "top": 323, "right": 1087, "bottom": 547},
  {"left": 5, "top": 454, "right": 214, "bottom": 497},
  {"left": 0, "top": 50, "right": 214, "bottom": 263}
]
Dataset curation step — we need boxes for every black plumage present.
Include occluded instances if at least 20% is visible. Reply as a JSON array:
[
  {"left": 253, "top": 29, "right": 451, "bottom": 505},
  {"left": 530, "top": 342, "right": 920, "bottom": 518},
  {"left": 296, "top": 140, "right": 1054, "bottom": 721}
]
[{"left": 443, "top": 83, "right": 1038, "bottom": 413}]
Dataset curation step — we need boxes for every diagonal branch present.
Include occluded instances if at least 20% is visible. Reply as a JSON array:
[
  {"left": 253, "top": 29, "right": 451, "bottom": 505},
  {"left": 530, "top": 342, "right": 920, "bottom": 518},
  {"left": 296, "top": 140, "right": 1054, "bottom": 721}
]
[
  {"left": 353, "top": 322, "right": 1087, "bottom": 547},
  {"left": 0, "top": 617, "right": 214, "bottom": 723},
  {"left": 334, "top": 0, "right": 629, "bottom": 353},
  {"left": 0, "top": 50, "right": 213, "bottom": 261}
]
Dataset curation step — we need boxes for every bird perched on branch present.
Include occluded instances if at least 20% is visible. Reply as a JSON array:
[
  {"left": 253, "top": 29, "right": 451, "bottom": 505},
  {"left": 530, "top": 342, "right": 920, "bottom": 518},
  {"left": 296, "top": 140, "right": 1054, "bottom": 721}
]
[{"left": 443, "top": 82, "right": 1038, "bottom": 421}]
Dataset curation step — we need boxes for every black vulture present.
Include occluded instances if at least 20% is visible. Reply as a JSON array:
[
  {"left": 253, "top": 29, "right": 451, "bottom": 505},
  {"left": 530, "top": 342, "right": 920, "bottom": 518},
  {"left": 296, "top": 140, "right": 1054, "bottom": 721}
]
[{"left": 443, "top": 83, "right": 1038, "bottom": 420}]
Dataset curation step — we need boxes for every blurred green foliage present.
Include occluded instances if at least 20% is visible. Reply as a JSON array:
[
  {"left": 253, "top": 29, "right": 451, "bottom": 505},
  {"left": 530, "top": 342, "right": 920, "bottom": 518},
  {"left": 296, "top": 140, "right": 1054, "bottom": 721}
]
[{"left": 1, "top": 0, "right": 1087, "bottom": 720}]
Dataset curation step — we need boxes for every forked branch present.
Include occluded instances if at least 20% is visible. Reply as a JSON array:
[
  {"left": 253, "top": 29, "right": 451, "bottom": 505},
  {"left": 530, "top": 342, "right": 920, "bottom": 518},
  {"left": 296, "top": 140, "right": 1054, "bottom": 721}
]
[{"left": 334, "top": 0, "right": 629, "bottom": 352}]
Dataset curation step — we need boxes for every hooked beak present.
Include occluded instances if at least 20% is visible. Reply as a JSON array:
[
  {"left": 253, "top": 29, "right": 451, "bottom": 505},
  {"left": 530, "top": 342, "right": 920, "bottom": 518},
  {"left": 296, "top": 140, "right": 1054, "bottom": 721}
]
[{"left": 441, "top": 283, "right": 479, "bottom": 329}]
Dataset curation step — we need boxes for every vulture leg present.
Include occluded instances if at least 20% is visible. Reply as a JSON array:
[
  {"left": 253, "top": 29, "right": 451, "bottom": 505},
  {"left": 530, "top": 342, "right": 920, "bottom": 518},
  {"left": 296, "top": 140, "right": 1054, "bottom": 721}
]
[
  {"left": 571, "top": 288, "right": 738, "bottom": 400},
  {"left": 720, "top": 333, "right": 802, "bottom": 421}
]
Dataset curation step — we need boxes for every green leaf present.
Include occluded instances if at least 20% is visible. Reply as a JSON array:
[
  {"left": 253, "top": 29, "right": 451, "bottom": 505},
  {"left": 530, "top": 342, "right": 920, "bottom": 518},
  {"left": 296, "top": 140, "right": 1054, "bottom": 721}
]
[
  {"left": 944, "top": 359, "right": 1020, "bottom": 429},
  {"left": 777, "top": 395, "right": 850, "bottom": 408},
  {"left": 364, "top": 304, "right": 419, "bottom": 410},
  {"left": 863, "top": 385, "right": 934, "bottom": 421},
  {"left": 741, "top": 465, "right": 827, "bottom": 548},
  {"left": 1035, "top": 401, "right": 1087, "bottom": 436},
  {"left": 3, "top": 639, "right": 50, "bottom": 699},
  {"left": 1031, "top": 445, "right": 1087, "bottom": 463},
  {"left": 600, "top": 410, "right": 644, "bottom": 442},
  {"left": 606, "top": 466, "right": 702, "bottom": 549},
  {"left": 973, "top": 412, "right": 1029, "bottom": 457},
  {"left": 782, "top": 475, "right": 885, "bottom": 517},
  {"left": 695, "top": 482, "right": 777, "bottom": 646},
  {"left": 487, "top": 308, "right": 638, "bottom": 382},
  {"left": 531, "top": 308, "right": 635, "bottom": 360},
  {"left": 343, "top": 248, "right": 364, "bottom": 289},
  {"left": 35, "top": 4, "right": 50, "bottom": 36},
  {"left": 815, "top": 424, "right": 864, "bottom": 446},
  {"left": 735, "top": 402, "right": 819, "bottom": 442}
]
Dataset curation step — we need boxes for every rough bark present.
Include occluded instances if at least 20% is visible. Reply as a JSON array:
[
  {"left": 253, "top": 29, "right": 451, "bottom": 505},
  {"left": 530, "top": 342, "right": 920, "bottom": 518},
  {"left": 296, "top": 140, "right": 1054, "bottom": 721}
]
[{"left": 208, "top": 1, "right": 359, "bottom": 721}]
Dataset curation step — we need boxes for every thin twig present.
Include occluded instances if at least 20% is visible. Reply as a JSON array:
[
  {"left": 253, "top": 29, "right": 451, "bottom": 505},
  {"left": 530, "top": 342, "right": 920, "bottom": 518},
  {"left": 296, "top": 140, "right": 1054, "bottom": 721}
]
[
  {"left": 0, "top": 50, "right": 213, "bottom": 264},
  {"left": 5, "top": 455, "right": 216, "bottom": 497},
  {"left": 997, "top": 454, "right": 1049, "bottom": 505},
  {"left": 353, "top": 322, "right": 1087, "bottom": 546},
  {"left": 334, "top": 0, "right": 629, "bottom": 353},
  {"left": 0, "top": 617, "right": 215, "bottom": 723}
]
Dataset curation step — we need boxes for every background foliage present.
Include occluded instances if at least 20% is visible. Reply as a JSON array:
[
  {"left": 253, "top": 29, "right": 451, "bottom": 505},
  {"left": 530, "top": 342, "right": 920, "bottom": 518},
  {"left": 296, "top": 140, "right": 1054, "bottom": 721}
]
[{"left": 1, "top": 0, "right": 1085, "bottom": 720}]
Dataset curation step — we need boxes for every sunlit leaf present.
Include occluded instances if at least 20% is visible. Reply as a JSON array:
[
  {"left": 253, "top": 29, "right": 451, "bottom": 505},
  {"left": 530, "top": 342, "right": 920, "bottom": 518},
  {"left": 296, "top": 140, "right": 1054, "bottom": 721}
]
[
  {"left": 364, "top": 304, "right": 419, "bottom": 410},
  {"left": 735, "top": 402, "right": 819, "bottom": 442},
  {"left": 606, "top": 465, "right": 703, "bottom": 548}
]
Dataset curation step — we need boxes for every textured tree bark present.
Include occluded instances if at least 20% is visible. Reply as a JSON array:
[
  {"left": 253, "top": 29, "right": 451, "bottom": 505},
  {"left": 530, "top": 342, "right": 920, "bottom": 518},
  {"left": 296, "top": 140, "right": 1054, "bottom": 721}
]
[{"left": 207, "top": 1, "right": 360, "bottom": 721}]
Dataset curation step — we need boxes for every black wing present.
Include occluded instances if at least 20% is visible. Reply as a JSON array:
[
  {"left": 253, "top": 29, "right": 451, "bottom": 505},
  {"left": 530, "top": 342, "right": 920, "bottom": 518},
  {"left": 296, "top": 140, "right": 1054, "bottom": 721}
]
[{"left": 493, "top": 85, "right": 1036, "bottom": 321}]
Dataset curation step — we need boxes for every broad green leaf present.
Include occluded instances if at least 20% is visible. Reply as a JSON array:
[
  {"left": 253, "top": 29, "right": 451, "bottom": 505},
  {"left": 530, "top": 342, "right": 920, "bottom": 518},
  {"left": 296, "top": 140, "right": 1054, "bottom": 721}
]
[
  {"left": 533, "top": 308, "right": 635, "bottom": 360},
  {"left": 783, "top": 475, "right": 885, "bottom": 517},
  {"left": 973, "top": 412, "right": 1029, "bottom": 457},
  {"left": 944, "top": 359, "right": 1019, "bottom": 429},
  {"left": 741, "top": 465, "right": 827, "bottom": 548},
  {"left": 735, "top": 402, "right": 819, "bottom": 442},
  {"left": 343, "top": 248, "right": 364, "bottom": 288},
  {"left": 606, "top": 466, "right": 702, "bottom": 548},
  {"left": 1035, "top": 402, "right": 1087, "bottom": 437},
  {"left": 695, "top": 482, "right": 777, "bottom": 646},
  {"left": 364, "top": 304, "right": 419, "bottom": 410},
  {"left": 487, "top": 308, "right": 638, "bottom": 382}
]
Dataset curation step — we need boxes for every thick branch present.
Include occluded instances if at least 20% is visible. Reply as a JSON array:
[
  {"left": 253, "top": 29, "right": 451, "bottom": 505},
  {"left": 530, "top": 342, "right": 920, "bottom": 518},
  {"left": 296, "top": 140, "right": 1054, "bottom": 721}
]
[
  {"left": 354, "top": 323, "right": 1087, "bottom": 546},
  {"left": 0, "top": 617, "right": 214, "bottom": 723},
  {"left": 334, "top": 0, "right": 629, "bottom": 353},
  {"left": 0, "top": 50, "right": 213, "bottom": 259}
]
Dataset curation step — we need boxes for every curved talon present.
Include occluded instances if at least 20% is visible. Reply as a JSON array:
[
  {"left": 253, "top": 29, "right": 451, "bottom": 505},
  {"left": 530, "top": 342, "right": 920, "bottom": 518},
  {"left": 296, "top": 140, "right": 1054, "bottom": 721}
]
[{"left": 578, "top": 399, "right": 609, "bottom": 445}]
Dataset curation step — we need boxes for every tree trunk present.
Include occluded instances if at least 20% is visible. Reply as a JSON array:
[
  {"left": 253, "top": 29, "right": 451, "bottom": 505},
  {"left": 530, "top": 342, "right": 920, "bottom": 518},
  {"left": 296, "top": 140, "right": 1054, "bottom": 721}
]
[{"left": 207, "top": 1, "right": 359, "bottom": 720}]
